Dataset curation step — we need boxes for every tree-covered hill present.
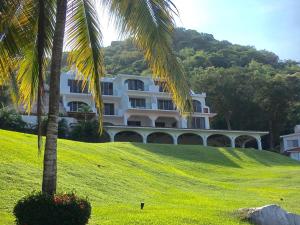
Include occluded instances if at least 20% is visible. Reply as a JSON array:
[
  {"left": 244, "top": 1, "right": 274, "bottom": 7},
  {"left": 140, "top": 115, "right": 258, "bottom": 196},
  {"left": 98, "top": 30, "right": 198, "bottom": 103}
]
[
  {"left": 103, "top": 28, "right": 298, "bottom": 75},
  {"left": 101, "top": 28, "right": 300, "bottom": 150}
]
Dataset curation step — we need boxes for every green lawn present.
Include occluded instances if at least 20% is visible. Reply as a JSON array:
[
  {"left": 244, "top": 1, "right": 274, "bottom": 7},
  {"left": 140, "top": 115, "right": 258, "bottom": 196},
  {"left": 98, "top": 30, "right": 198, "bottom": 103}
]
[{"left": 0, "top": 129, "right": 300, "bottom": 225}]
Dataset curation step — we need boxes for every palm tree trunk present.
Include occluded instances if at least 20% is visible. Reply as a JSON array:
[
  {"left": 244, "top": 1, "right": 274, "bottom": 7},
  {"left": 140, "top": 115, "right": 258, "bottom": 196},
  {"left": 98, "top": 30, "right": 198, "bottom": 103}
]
[{"left": 42, "top": 0, "right": 67, "bottom": 195}]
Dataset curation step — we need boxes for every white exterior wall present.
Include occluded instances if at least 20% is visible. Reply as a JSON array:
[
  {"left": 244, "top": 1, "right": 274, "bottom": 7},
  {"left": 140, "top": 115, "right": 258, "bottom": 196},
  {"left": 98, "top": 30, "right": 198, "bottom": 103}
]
[
  {"left": 282, "top": 134, "right": 300, "bottom": 151},
  {"left": 59, "top": 71, "right": 216, "bottom": 129}
]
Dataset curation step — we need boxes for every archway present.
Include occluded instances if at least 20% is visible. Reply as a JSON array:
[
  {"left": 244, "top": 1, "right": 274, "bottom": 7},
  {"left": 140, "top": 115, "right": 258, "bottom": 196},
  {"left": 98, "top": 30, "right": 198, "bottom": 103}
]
[
  {"left": 114, "top": 131, "right": 143, "bottom": 143},
  {"left": 207, "top": 134, "right": 231, "bottom": 147},
  {"left": 147, "top": 132, "right": 174, "bottom": 144},
  {"left": 178, "top": 133, "right": 203, "bottom": 145},
  {"left": 235, "top": 135, "right": 258, "bottom": 149},
  {"left": 192, "top": 100, "right": 202, "bottom": 113}
]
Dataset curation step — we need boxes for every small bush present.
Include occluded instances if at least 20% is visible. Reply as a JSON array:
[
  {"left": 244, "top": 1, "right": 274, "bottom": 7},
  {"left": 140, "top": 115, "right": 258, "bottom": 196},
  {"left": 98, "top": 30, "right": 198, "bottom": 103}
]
[
  {"left": 13, "top": 192, "right": 91, "bottom": 225},
  {"left": 0, "top": 107, "right": 27, "bottom": 131}
]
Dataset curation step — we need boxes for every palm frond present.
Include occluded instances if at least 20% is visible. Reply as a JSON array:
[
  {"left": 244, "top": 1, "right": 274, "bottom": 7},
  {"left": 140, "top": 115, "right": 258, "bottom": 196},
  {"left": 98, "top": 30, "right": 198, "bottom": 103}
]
[
  {"left": 16, "top": 0, "right": 56, "bottom": 152},
  {"left": 102, "top": 0, "right": 192, "bottom": 113},
  {"left": 66, "top": 0, "right": 105, "bottom": 131}
]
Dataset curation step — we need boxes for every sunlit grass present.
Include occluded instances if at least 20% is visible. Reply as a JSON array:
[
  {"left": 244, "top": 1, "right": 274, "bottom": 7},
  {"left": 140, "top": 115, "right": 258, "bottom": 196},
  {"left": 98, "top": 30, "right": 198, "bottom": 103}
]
[{"left": 0, "top": 129, "right": 299, "bottom": 224}]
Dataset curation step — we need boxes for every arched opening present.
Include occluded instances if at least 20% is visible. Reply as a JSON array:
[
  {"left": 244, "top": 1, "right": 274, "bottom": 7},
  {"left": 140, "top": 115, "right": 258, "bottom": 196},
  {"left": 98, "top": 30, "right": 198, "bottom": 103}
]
[
  {"left": 127, "top": 115, "right": 152, "bottom": 127},
  {"left": 114, "top": 131, "right": 143, "bottom": 143},
  {"left": 125, "top": 79, "right": 144, "bottom": 91},
  {"left": 178, "top": 133, "right": 203, "bottom": 145},
  {"left": 192, "top": 100, "right": 202, "bottom": 113},
  {"left": 147, "top": 132, "right": 174, "bottom": 144},
  {"left": 235, "top": 135, "right": 258, "bottom": 149},
  {"left": 155, "top": 117, "right": 178, "bottom": 128},
  {"left": 207, "top": 134, "right": 231, "bottom": 147}
]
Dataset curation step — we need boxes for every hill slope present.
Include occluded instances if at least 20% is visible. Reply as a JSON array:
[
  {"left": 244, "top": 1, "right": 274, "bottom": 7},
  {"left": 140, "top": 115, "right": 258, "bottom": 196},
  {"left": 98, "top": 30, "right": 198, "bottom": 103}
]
[{"left": 1, "top": 129, "right": 300, "bottom": 225}]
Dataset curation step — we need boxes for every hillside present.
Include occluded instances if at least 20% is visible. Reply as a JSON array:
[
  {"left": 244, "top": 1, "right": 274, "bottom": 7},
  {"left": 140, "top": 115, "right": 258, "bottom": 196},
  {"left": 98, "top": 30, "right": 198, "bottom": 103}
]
[{"left": 1, "top": 129, "right": 300, "bottom": 225}]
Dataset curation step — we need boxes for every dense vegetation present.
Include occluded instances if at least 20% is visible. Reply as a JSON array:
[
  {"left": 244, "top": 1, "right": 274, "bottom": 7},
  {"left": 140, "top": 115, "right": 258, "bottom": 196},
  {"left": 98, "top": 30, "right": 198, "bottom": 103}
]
[
  {"left": 1, "top": 130, "right": 300, "bottom": 225},
  {"left": 102, "top": 28, "right": 300, "bottom": 150},
  {"left": 2, "top": 28, "right": 300, "bottom": 150}
]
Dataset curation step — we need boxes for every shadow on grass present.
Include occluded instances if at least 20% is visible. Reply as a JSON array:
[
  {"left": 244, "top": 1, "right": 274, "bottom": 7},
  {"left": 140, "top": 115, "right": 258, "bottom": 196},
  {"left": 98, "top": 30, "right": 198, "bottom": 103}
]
[
  {"left": 238, "top": 148, "right": 300, "bottom": 167},
  {"left": 131, "top": 143, "right": 242, "bottom": 168}
]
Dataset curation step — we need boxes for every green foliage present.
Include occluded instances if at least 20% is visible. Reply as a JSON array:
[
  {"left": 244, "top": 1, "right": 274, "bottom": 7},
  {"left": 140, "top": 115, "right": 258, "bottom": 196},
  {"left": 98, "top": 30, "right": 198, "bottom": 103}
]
[
  {"left": 192, "top": 65, "right": 300, "bottom": 149},
  {"left": 13, "top": 192, "right": 91, "bottom": 225},
  {"left": 69, "top": 120, "right": 109, "bottom": 142},
  {"left": 0, "top": 107, "right": 26, "bottom": 131},
  {"left": 101, "top": 28, "right": 293, "bottom": 75},
  {"left": 1, "top": 130, "right": 300, "bottom": 225}
]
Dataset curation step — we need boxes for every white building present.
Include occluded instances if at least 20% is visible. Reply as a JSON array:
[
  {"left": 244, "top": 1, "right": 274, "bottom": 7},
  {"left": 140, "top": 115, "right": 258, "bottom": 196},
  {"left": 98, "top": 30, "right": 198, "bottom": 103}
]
[
  {"left": 280, "top": 125, "right": 300, "bottom": 161},
  {"left": 55, "top": 71, "right": 267, "bottom": 149}
]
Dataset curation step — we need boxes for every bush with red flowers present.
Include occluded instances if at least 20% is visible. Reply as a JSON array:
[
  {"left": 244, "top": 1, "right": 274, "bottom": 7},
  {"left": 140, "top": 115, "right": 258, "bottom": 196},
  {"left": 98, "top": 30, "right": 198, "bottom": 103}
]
[{"left": 13, "top": 192, "right": 91, "bottom": 225}]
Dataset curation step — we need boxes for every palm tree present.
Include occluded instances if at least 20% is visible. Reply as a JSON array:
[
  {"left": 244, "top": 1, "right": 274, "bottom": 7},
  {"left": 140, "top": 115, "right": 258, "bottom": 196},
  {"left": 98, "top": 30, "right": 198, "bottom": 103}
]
[{"left": 1, "top": 0, "right": 192, "bottom": 195}]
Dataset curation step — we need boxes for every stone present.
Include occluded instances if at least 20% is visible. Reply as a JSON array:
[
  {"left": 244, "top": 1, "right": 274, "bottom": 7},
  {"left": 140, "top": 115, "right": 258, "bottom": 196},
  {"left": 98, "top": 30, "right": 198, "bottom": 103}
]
[
  {"left": 287, "top": 213, "right": 300, "bottom": 225},
  {"left": 238, "top": 204, "right": 300, "bottom": 225}
]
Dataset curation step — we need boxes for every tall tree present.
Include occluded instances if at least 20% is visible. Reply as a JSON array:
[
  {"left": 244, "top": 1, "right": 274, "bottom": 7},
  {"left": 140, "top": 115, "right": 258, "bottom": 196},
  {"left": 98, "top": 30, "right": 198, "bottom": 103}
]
[{"left": 1, "top": 0, "right": 191, "bottom": 195}]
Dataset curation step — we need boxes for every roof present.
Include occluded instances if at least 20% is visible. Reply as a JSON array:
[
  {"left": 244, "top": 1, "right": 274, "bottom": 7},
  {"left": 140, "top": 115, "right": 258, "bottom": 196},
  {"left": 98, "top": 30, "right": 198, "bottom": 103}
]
[
  {"left": 286, "top": 147, "right": 300, "bottom": 153},
  {"left": 280, "top": 133, "right": 300, "bottom": 138}
]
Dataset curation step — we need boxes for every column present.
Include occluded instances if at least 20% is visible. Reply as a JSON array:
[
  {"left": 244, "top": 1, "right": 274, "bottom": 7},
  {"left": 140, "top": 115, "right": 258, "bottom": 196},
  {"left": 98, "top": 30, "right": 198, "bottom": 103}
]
[
  {"left": 149, "top": 115, "right": 157, "bottom": 127},
  {"left": 142, "top": 133, "right": 147, "bottom": 144},
  {"left": 256, "top": 137, "right": 262, "bottom": 150},
  {"left": 123, "top": 114, "right": 128, "bottom": 126},
  {"left": 204, "top": 117, "right": 210, "bottom": 129},
  {"left": 172, "top": 134, "right": 178, "bottom": 145},
  {"left": 180, "top": 117, "right": 188, "bottom": 129},
  {"left": 109, "top": 132, "right": 115, "bottom": 142},
  {"left": 202, "top": 135, "right": 208, "bottom": 146},
  {"left": 230, "top": 136, "right": 236, "bottom": 148}
]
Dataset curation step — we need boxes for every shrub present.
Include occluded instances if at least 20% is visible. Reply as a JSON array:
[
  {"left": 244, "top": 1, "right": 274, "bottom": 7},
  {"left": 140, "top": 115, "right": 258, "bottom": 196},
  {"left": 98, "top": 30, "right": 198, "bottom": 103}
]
[
  {"left": 70, "top": 120, "right": 109, "bottom": 142},
  {"left": 41, "top": 117, "right": 69, "bottom": 138},
  {"left": 0, "top": 107, "right": 27, "bottom": 131},
  {"left": 13, "top": 192, "right": 91, "bottom": 225}
]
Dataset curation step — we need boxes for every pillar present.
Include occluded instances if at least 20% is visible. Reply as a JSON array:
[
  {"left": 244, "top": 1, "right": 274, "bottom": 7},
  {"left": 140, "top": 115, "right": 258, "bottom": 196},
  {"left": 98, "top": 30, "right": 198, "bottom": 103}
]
[
  {"left": 180, "top": 117, "right": 188, "bottom": 128},
  {"left": 202, "top": 135, "right": 208, "bottom": 146},
  {"left": 230, "top": 136, "right": 236, "bottom": 148},
  {"left": 109, "top": 132, "right": 115, "bottom": 142},
  {"left": 149, "top": 115, "right": 157, "bottom": 127},
  {"left": 172, "top": 134, "right": 178, "bottom": 145},
  {"left": 142, "top": 133, "right": 147, "bottom": 144},
  {"left": 256, "top": 137, "right": 262, "bottom": 150},
  {"left": 123, "top": 114, "right": 128, "bottom": 126},
  {"left": 204, "top": 117, "right": 210, "bottom": 129}
]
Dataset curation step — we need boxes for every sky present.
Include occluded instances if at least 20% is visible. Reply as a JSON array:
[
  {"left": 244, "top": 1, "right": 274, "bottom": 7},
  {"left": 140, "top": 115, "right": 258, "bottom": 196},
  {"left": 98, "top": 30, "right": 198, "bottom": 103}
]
[{"left": 97, "top": 0, "right": 300, "bottom": 61}]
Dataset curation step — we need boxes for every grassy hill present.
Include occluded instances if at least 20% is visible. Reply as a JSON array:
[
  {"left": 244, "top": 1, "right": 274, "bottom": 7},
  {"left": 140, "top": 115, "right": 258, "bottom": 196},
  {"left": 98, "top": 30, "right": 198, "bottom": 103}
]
[{"left": 1, "top": 129, "right": 300, "bottom": 225}]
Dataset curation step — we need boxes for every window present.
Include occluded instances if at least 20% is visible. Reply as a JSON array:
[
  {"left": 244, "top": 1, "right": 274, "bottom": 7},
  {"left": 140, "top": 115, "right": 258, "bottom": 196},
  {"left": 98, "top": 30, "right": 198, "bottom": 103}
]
[
  {"left": 67, "top": 101, "right": 88, "bottom": 112},
  {"left": 101, "top": 82, "right": 113, "bottom": 95},
  {"left": 68, "top": 80, "right": 89, "bottom": 93},
  {"left": 190, "top": 117, "right": 205, "bottom": 129},
  {"left": 129, "top": 98, "right": 146, "bottom": 108},
  {"left": 193, "top": 100, "right": 202, "bottom": 113},
  {"left": 125, "top": 79, "right": 144, "bottom": 91},
  {"left": 127, "top": 121, "right": 141, "bottom": 126},
  {"left": 104, "top": 103, "right": 114, "bottom": 115},
  {"left": 158, "top": 99, "right": 175, "bottom": 110},
  {"left": 287, "top": 139, "right": 299, "bottom": 148}
]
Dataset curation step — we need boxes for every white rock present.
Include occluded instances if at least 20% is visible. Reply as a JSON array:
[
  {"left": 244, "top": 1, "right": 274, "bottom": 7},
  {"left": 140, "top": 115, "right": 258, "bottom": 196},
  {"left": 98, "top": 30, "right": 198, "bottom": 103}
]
[
  {"left": 239, "top": 205, "right": 300, "bottom": 225},
  {"left": 248, "top": 205, "right": 290, "bottom": 225},
  {"left": 287, "top": 213, "right": 300, "bottom": 225}
]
